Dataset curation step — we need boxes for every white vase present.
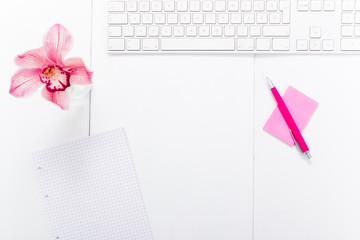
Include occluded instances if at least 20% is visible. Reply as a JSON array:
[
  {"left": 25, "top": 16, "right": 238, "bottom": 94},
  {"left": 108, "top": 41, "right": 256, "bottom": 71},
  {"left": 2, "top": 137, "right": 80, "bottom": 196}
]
[{"left": 68, "top": 84, "right": 93, "bottom": 103}]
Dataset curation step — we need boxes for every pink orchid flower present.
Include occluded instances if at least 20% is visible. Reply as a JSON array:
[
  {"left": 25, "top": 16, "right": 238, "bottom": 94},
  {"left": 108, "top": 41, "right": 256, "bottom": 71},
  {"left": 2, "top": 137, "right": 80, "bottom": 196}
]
[{"left": 9, "top": 24, "right": 92, "bottom": 110}]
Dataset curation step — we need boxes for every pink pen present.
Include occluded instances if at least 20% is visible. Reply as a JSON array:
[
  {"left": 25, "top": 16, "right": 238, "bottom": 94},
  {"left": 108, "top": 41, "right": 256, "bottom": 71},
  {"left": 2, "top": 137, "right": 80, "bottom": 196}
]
[{"left": 267, "top": 77, "right": 311, "bottom": 159}]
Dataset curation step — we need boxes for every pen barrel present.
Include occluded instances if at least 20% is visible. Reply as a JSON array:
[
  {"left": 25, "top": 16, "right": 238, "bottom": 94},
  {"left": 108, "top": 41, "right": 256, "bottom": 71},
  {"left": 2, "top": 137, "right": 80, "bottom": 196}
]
[{"left": 271, "top": 88, "right": 310, "bottom": 153}]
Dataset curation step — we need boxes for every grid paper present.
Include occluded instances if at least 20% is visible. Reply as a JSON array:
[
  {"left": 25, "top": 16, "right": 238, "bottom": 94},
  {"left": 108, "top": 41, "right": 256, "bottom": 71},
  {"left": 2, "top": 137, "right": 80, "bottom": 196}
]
[{"left": 30, "top": 128, "right": 152, "bottom": 240}]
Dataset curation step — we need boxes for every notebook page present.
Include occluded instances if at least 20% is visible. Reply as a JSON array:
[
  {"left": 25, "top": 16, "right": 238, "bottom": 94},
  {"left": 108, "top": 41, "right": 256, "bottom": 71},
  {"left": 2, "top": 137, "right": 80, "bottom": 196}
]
[{"left": 30, "top": 128, "right": 152, "bottom": 240}]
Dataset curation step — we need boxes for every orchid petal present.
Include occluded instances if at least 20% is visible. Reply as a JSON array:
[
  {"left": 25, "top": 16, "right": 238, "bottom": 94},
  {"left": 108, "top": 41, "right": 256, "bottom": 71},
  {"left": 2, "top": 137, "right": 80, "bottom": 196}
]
[
  {"left": 15, "top": 47, "right": 47, "bottom": 69},
  {"left": 41, "top": 87, "right": 70, "bottom": 110},
  {"left": 43, "top": 24, "right": 72, "bottom": 65},
  {"left": 63, "top": 57, "right": 84, "bottom": 68},
  {"left": 9, "top": 69, "right": 42, "bottom": 97},
  {"left": 64, "top": 58, "right": 93, "bottom": 85}
]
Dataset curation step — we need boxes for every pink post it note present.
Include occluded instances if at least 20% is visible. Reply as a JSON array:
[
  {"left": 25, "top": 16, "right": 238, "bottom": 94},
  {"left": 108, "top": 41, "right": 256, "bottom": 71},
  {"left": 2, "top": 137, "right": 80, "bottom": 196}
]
[{"left": 264, "top": 86, "right": 318, "bottom": 146}]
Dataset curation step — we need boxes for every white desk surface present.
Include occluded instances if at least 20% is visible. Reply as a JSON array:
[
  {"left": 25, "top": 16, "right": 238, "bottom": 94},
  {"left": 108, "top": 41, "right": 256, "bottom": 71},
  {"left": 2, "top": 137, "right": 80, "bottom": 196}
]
[{"left": 1, "top": 1, "right": 360, "bottom": 240}]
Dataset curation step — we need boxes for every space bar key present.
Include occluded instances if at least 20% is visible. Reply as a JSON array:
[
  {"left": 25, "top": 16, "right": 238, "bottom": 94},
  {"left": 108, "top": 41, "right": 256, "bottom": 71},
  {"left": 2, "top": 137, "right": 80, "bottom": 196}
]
[{"left": 161, "top": 38, "right": 235, "bottom": 51}]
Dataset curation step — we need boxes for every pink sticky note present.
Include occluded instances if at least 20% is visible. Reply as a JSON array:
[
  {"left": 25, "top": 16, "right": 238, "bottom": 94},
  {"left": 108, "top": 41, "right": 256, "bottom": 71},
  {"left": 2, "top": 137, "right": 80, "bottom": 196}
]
[{"left": 264, "top": 86, "right": 318, "bottom": 146}]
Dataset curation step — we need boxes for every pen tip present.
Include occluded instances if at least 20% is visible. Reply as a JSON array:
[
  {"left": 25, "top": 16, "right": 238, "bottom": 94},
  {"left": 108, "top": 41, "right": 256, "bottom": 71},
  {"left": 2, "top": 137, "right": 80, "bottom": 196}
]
[{"left": 266, "top": 77, "right": 274, "bottom": 88}]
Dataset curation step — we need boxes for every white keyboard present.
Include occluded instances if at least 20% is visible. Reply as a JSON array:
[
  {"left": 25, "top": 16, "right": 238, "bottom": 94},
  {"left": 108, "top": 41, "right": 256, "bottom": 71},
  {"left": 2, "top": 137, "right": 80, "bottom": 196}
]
[{"left": 107, "top": 0, "right": 360, "bottom": 53}]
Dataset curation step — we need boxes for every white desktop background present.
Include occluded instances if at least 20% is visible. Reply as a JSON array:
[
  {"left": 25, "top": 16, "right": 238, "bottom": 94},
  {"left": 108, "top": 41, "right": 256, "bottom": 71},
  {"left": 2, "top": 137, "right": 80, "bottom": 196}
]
[{"left": 1, "top": 0, "right": 360, "bottom": 240}]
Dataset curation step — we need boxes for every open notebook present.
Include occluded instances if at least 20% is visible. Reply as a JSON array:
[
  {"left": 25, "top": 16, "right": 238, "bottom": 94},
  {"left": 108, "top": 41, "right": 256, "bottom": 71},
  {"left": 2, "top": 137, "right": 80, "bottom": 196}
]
[{"left": 30, "top": 128, "right": 152, "bottom": 240}]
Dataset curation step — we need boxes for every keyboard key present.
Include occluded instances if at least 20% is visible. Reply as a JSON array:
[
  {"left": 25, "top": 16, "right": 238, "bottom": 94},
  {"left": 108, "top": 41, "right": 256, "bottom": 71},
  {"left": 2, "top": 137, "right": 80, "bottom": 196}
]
[
  {"left": 167, "top": 13, "right": 177, "bottom": 24},
  {"left": 256, "top": 38, "right": 271, "bottom": 51},
  {"left": 212, "top": 26, "right": 223, "bottom": 36},
  {"left": 215, "top": 1, "right": 226, "bottom": 11},
  {"left": 342, "top": 1, "right": 354, "bottom": 11},
  {"left": 263, "top": 26, "right": 290, "bottom": 36},
  {"left": 129, "top": 13, "right": 141, "bottom": 24},
  {"left": 108, "top": 26, "right": 122, "bottom": 37},
  {"left": 269, "top": 13, "right": 281, "bottom": 24},
  {"left": 126, "top": 1, "right": 137, "bottom": 12},
  {"left": 237, "top": 39, "right": 254, "bottom": 50},
  {"left": 309, "top": 39, "right": 321, "bottom": 51},
  {"left": 341, "top": 38, "right": 360, "bottom": 50},
  {"left": 279, "top": 1, "right": 291, "bottom": 23},
  {"left": 231, "top": 13, "right": 242, "bottom": 24},
  {"left": 193, "top": 13, "right": 204, "bottom": 24},
  {"left": 142, "top": 13, "right": 153, "bottom": 24},
  {"left": 342, "top": 13, "right": 353, "bottom": 24},
  {"left": 322, "top": 39, "right": 334, "bottom": 51},
  {"left": 126, "top": 38, "right": 141, "bottom": 51},
  {"left": 272, "top": 38, "right": 290, "bottom": 51},
  {"left": 108, "top": 1, "right": 125, "bottom": 12},
  {"left": 162, "top": 38, "right": 235, "bottom": 51},
  {"left": 228, "top": 0, "right": 240, "bottom": 11},
  {"left": 203, "top": 1, "right": 213, "bottom": 11},
  {"left": 309, "top": 27, "right": 321, "bottom": 38},
  {"left": 189, "top": 1, "right": 201, "bottom": 12},
  {"left": 323, "top": 0, "right": 335, "bottom": 11},
  {"left": 186, "top": 26, "right": 197, "bottom": 36},
  {"left": 241, "top": 1, "right": 252, "bottom": 12},
  {"left": 152, "top": 1, "right": 163, "bottom": 12},
  {"left": 249, "top": 26, "right": 261, "bottom": 36},
  {"left": 356, "top": 0, "right": 360, "bottom": 10},
  {"left": 123, "top": 26, "right": 135, "bottom": 36},
  {"left": 177, "top": 1, "right": 188, "bottom": 11},
  {"left": 161, "top": 26, "right": 172, "bottom": 36},
  {"left": 297, "top": 1, "right": 309, "bottom": 11},
  {"left": 108, "top": 38, "right": 125, "bottom": 51},
  {"left": 355, "top": 26, "right": 360, "bottom": 36},
  {"left": 296, "top": 39, "right": 308, "bottom": 51},
  {"left": 143, "top": 39, "right": 159, "bottom": 50},
  {"left": 164, "top": 1, "right": 175, "bottom": 11},
  {"left": 205, "top": 13, "right": 216, "bottom": 24},
  {"left": 256, "top": 13, "right": 268, "bottom": 24},
  {"left": 199, "top": 26, "right": 210, "bottom": 36},
  {"left": 267, "top": 1, "right": 278, "bottom": 11},
  {"left": 243, "top": 13, "right": 255, "bottom": 23},
  {"left": 342, "top": 25, "right": 353, "bottom": 36},
  {"left": 218, "top": 13, "right": 229, "bottom": 24},
  {"left": 174, "top": 26, "right": 185, "bottom": 36},
  {"left": 310, "top": 1, "right": 322, "bottom": 11},
  {"left": 254, "top": 1, "right": 265, "bottom": 11},
  {"left": 149, "top": 26, "right": 159, "bottom": 36},
  {"left": 108, "top": 13, "right": 128, "bottom": 24},
  {"left": 224, "top": 26, "right": 236, "bottom": 36},
  {"left": 355, "top": 12, "right": 360, "bottom": 23},
  {"left": 180, "top": 13, "right": 191, "bottom": 24},
  {"left": 154, "top": 13, "right": 166, "bottom": 24},
  {"left": 135, "top": 26, "right": 147, "bottom": 37},
  {"left": 139, "top": 1, "right": 150, "bottom": 12},
  {"left": 279, "top": 0, "right": 290, "bottom": 9},
  {"left": 237, "top": 26, "right": 248, "bottom": 36}
]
